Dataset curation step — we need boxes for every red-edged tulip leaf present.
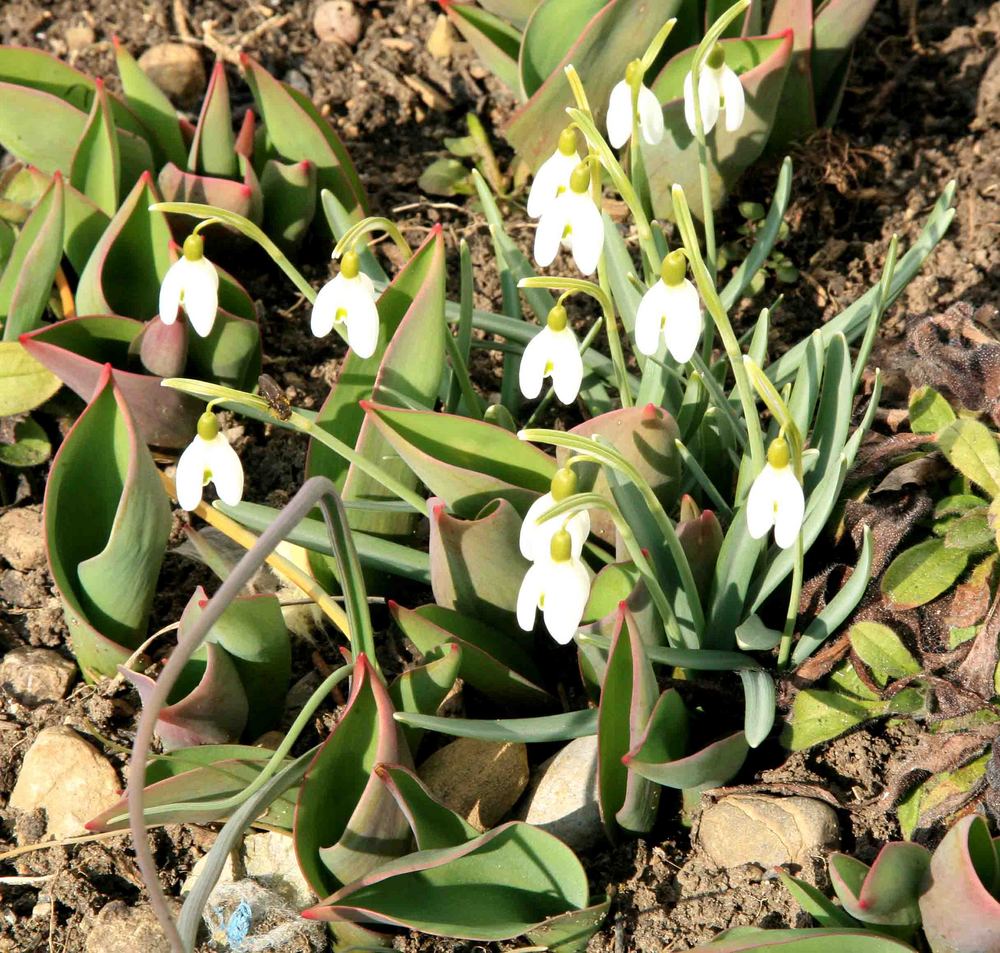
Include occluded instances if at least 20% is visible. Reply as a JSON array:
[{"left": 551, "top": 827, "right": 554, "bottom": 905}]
[
  {"left": 185, "top": 308, "right": 261, "bottom": 390},
  {"left": 504, "top": 0, "right": 678, "bottom": 171},
  {"left": 76, "top": 173, "right": 172, "bottom": 319},
  {"left": 558, "top": 405, "right": 681, "bottom": 542},
  {"left": 777, "top": 872, "right": 860, "bottom": 930},
  {"left": 919, "top": 815, "right": 1000, "bottom": 953},
  {"left": 677, "top": 508, "right": 724, "bottom": 600},
  {"left": 261, "top": 158, "right": 317, "bottom": 250},
  {"left": 812, "top": 0, "right": 876, "bottom": 116},
  {"left": 85, "top": 744, "right": 302, "bottom": 833},
  {"left": 303, "top": 821, "right": 590, "bottom": 941},
  {"left": 188, "top": 61, "right": 237, "bottom": 178},
  {"left": 519, "top": 0, "right": 605, "bottom": 98},
  {"left": 388, "top": 644, "right": 463, "bottom": 752},
  {"left": 429, "top": 497, "right": 530, "bottom": 629},
  {"left": 295, "top": 655, "right": 411, "bottom": 898},
  {"left": 137, "top": 314, "right": 188, "bottom": 378},
  {"left": 242, "top": 54, "right": 367, "bottom": 223},
  {"left": 625, "top": 723, "right": 749, "bottom": 789},
  {"left": 157, "top": 163, "right": 258, "bottom": 221},
  {"left": 0, "top": 172, "right": 64, "bottom": 340},
  {"left": 62, "top": 180, "right": 110, "bottom": 275},
  {"left": 598, "top": 606, "right": 659, "bottom": 840},
  {"left": 0, "top": 82, "right": 90, "bottom": 174},
  {"left": 646, "top": 32, "right": 794, "bottom": 221},
  {"left": 113, "top": 38, "right": 187, "bottom": 168},
  {"left": 235, "top": 107, "right": 256, "bottom": 158},
  {"left": 20, "top": 315, "right": 203, "bottom": 447},
  {"left": 376, "top": 762, "right": 479, "bottom": 850},
  {"left": 684, "top": 928, "right": 919, "bottom": 951},
  {"left": 308, "top": 229, "right": 446, "bottom": 537},
  {"left": 525, "top": 896, "right": 611, "bottom": 953},
  {"left": 182, "top": 586, "right": 291, "bottom": 739},
  {"left": 475, "top": 0, "right": 540, "bottom": 28},
  {"left": 391, "top": 602, "right": 549, "bottom": 707},
  {"left": 363, "top": 402, "right": 557, "bottom": 518},
  {"left": 829, "top": 843, "right": 929, "bottom": 928},
  {"left": 120, "top": 641, "right": 249, "bottom": 750},
  {"left": 43, "top": 365, "right": 171, "bottom": 679},
  {"left": 766, "top": 0, "right": 816, "bottom": 144},
  {"left": 444, "top": 4, "right": 522, "bottom": 93},
  {"left": 0, "top": 342, "right": 61, "bottom": 415},
  {"left": 69, "top": 80, "right": 120, "bottom": 216}
]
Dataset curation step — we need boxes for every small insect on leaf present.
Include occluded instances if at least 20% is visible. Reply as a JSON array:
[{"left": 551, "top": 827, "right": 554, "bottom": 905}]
[{"left": 258, "top": 374, "right": 291, "bottom": 420}]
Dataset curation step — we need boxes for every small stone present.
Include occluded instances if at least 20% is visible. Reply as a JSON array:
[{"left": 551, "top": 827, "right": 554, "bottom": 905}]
[
  {"left": 426, "top": 14, "right": 454, "bottom": 61},
  {"left": 521, "top": 736, "right": 602, "bottom": 852},
  {"left": 10, "top": 726, "right": 119, "bottom": 838},
  {"left": 64, "top": 25, "right": 96, "bottom": 52},
  {"left": 138, "top": 43, "right": 206, "bottom": 106},
  {"left": 0, "top": 647, "right": 76, "bottom": 705},
  {"left": 243, "top": 831, "right": 316, "bottom": 910},
  {"left": 419, "top": 738, "right": 529, "bottom": 831},
  {"left": 85, "top": 900, "right": 178, "bottom": 953},
  {"left": 0, "top": 507, "right": 45, "bottom": 571},
  {"left": 282, "top": 69, "right": 311, "bottom": 96},
  {"left": 313, "top": 1, "right": 363, "bottom": 47},
  {"left": 697, "top": 795, "right": 840, "bottom": 870},
  {"left": 203, "top": 880, "right": 326, "bottom": 950}
]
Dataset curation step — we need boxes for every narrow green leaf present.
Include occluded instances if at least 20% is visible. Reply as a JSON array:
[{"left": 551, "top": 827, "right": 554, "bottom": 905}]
[
  {"left": 69, "top": 80, "right": 120, "bottom": 216},
  {"left": 393, "top": 708, "right": 598, "bottom": 742}
]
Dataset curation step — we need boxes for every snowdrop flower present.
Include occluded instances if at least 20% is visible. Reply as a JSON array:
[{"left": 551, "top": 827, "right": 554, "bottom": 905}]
[
  {"left": 175, "top": 411, "right": 244, "bottom": 512},
  {"left": 517, "top": 529, "right": 592, "bottom": 645},
  {"left": 607, "top": 59, "right": 664, "bottom": 149},
  {"left": 683, "top": 43, "right": 746, "bottom": 137},
  {"left": 746, "top": 435, "right": 804, "bottom": 549},
  {"left": 159, "top": 232, "right": 219, "bottom": 337},
  {"left": 634, "top": 249, "right": 703, "bottom": 362},
  {"left": 527, "top": 126, "right": 582, "bottom": 219},
  {"left": 311, "top": 250, "right": 379, "bottom": 359},
  {"left": 534, "top": 162, "right": 604, "bottom": 276},
  {"left": 520, "top": 467, "right": 590, "bottom": 562},
  {"left": 519, "top": 305, "right": 583, "bottom": 405}
]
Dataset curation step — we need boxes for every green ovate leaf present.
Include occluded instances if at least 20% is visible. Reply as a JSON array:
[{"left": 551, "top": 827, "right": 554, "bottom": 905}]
[
  {"left": 848, "top": 622, "right": 920, "bottom": 685},
  {"left": 937, "top": 417, "right": 1000, "bottom": 498},
  {"left": 0, "top": 342, "right": 61, "bottom": 415},
  {"left": 882, "top": 538, "right": 970, "bottom": 609},
  {"left": 0, "top": 416, "right": 51, "bottom": 467},
  {"left": 908, "top": 386, "right": 956, "bottom": 434}
]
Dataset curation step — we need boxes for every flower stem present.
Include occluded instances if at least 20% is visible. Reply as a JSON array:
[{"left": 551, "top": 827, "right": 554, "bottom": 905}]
[
  {"left": 333, "top": 216, "right": 413, "bottom": 260},
  {"left": 777, "top": 533, "right": 804, "bottom": 670}
]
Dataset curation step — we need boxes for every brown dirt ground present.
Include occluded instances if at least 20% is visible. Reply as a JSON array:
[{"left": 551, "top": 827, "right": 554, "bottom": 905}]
[{"left": 1, "top": 1, "right": 999, "bottom": 951}]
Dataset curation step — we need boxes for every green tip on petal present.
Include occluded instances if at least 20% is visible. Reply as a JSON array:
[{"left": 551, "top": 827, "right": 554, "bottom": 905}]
[
  {"left": 183, "top": 233, "right": 204, "bottom": 261},
  {"left": 569, "top": 162, "right": 591, "bottom": 195},
  {"left": 550, "top": 466, "right": 578, "bottom": 502},
  {"left": 558, "top": 126, "right": 578, "bottom": 156},
  {"left": 706, "top": 43, "right": 726, "bottom": 70},
  {"left": 625, "top": 58, "right": 643, "bottom": 87},
  {"left": 767, "top": 434, "right": 790, "bottom": 469},
  {"left": 196, "top": 411, "right": 219, "bottom": 441},
  {"left": 341, "top": 250, "right": 361, "bottom": 279},
  {"left": 546, "top": 304, "right": 568, "bottom": 331},
  {"left": 660, "top": 249, "right": 687, "bottom": 286},
  {"left": 550, "top": 529, "right": 572, "bottom": 562}
]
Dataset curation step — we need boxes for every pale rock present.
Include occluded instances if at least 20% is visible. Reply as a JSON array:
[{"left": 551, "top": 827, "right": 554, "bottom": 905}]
[
  {"left": 0, "top": 507, "right": 45, "bottom": 571},
  {"left": 138, "top": 43, "right": 206, "bottom": 106},
  {"left": 419, "top": 737, "right": 529, "bottom": 831},
  {"left": 9, "top": 727, "right": 119, "bottom": 838},
  {"left": 697, "top": 794, "right": 840, "bottom": 869},
  {"left": 85, "top": 901, "right": 177, "bottom": 953},
  {"left": 203, "top": 880, "right": 325, "bottom": 951},
  {"left": 520, "top": 735, "right": 602, "bottom": 851},
  {"left": 427, "top": 14, "right": 454, "bottom": 61},
  {"left": 0, "top": 646, "right": 76, "bottom": 705},
  {"left": 243, "top": 831, "right": 316, "bottom": 910},
  {"left": 313, "top": 1, "right": 363, "bottom": 47},
  {"left": 65, "top": 25, "right": 96, "bottom": 52}
]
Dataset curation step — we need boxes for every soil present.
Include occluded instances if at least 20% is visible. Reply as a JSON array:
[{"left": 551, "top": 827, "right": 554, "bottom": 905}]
[{"left": 1, "top": 1, "right": 999, "bottom": 952}]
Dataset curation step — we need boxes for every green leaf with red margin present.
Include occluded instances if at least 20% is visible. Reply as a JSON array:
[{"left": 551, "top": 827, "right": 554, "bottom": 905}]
[
  {"left": 829, "top": 842, "right": 929, "bottom": 930},
  {"left": 598, "top": 605, "right": 659, "bottom": 840},
  {"left": 390, "top": 602, "right": 550, "bottom": 707},
  {"left": 185, "top": 307, "right": 261, "bottom": 391},
  {"left": 0, "top": 172, "right": 64, "bottom": 340},
  {"left": 362, "top": 402, "right": 557, "bottom": 519},
  {"left": 444, "top": 3, "right": 522, "bottom": 93},
  {"left": 75, "top": 172, "right": 172, "bottom": 319},
  {"left": 157, "top": 163, "right": 260, "bottom": 223},
  {"left": 525, "top": 897, "right": 612, "bottom": 953},
  {"left": 375, "top": 761, "right": 479, "bottom": 849},
  {"left": 20, "top": 315, "right": 203, "bottom": 448},
  {"left": 504, "top": 0, "right": 683, "bottom": 172},
  {"left": 388, "top": 643, "right": 463, "bottom": 752},
  {"left": 428, "top": 496, "right": 530, "bottom": 630},
  {"left": 307, "top": 228, "right": 446, "bottom": 537},
  {"left": 242, "top": 54, "right": 367, "bottom": 225},
  {"left": 302, "top": 821, "right": 590, "bottom": 941},
  {"left": 69, "top": 79, "right": 120, "bottom": 216},
  {"left": 294, "top": 655, "right": 411, "bottom": 899},
  {"left": 188, "top": 61, "right": 238, "bottom": 178},
  {"left": 685, "top": 928, "right": 919, "bottom": 951},
  {"left": 812, "top": 0, "right": 876, "bottom": 120},
  {"left": 260, "top": 158, "right": 317, "bottom": 251},
  {"left": 518, "top": 0, "right": 605, "bottom": 98},
  {"left": 43, "top": 364, "right": 172, "bottom": 680},
  {"left": 766, "top": 0, "right": 815, "bottom": 145},
  {"left": 472, "top": 0, "right": 540, "bottom": 31},
  {"left": 645, "top": 32, "right": 794, "bottom": 221}
]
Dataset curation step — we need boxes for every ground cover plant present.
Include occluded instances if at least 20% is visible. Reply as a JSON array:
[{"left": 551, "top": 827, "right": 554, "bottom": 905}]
[{"left": 0, "top": 1, "right": 998, "bottom": 952}]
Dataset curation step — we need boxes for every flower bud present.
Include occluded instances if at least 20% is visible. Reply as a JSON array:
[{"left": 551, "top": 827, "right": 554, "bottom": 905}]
[
  {"left": 196, "top": 411, "right": 219, "bottom": 441},
  {"left": 182, "top": 233, "right": 204, "bottom": 261},
  {"left": 546, "top": 304, "right": 568, "bottom": 332},
  {"left": 550, "top": 467, "right": 578, "bottom": 502},
  {"left": 767, "top": 434, "right": 790, "bottom": 469},
  {"left": 550, "top": 528, "right": 573, "bottom": 562},
  {"left": 660, "top": 249, "right": 687, "bottom": 286}
]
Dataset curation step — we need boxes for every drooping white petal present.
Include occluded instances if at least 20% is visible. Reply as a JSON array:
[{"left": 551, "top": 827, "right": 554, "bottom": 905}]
[
  {"left": 634, "top": 281, "right": 670, "bottom": 357},
  {"left": 342, "top": 274, "right": 380, "bottom": 359},
  {"left": 720, "top": 65, "right": 746, "bottom": 132},
  {"left": 662, "top": 279, "right": 703, "bottom": 364},
  {"left": 534, "top": 194, "right": 570, "bottom": 268},
  {"left": 606, "top": 80, "right": 634, "bottom": 149},
  {"left": 520, "top": 492, "right": 591, "bottom": 561},
  {"left": 310, "top": 273, "right": 344, "bottom": 337},
  {"left": 549, "top": 326, "right": 583, "bottom": 404},
  {"left": 699, "top": 68, "right": 721, "bottom": 134},
  {"left": 566, "top": 193, "right": 604, "bottom": 277},
  {"left": 158, "top": 260, "right": 185, "bottom": 325},
  {"left": 519, "top": 327, "right": 551, "bottom": 399},
  {"left": 746, "top": 462, "right": 779, "bottom": 540},
  {"left": 175, "top": 438, "right": 209, "bottom": 511},
  {"left": 772, "top": 465, "right": 805, "bottom": 549},
  {"left": 527, "top": 149, "right": 579, "bottom": 219},
  {"left": 181, "top": 256, "right": 220, "bottom": 337},
  {"left": 541, "top": 558, "right": 592, "bottom": 645},
  {"left": 203, "top": 433, "right": 244, "bottom": 506},
  {"left": 516, "top": 562, "right": 546, "bottom": 632},
  {"left": 636, "top": 84, "right": 664, "bottom": 146},
  {"left": 683, "top": 72, "right": 697, "bottom": 137}
]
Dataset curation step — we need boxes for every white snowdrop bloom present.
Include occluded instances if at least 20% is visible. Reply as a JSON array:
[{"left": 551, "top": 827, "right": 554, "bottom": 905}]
[
  {"left": 519, "top": 305, "right": 583, "bottom": 405},
  {"left": 519, "top": 467, "right": 591, "bottom": 562},
  {"left": 310, "top": 250, "right": 379, "bottom": 359},
  {"left": 158, "top": 233, "right": 220, "bottom": 337},
  {"left": 746, "top": 435, "right": 805, "bottom": 549},
  {"left": 175, "top": 411, "right": 244, "bottom": 512},
  {"left": 533, "top": 162, "right": 604, "bottom": 277},
  {"left": 527, "top": 126, "right": 582, "bottom": 219},
  {"left": 517, "top": 529, "right": 592, "bottom": 645},
  {"left": 683, "top": 43, "right": 746, "bottom": 136},
  {"left": 607, "top": 60, "right": 665, "bottom": 148},
  {"left": 634, "top": 249, "right": 703, "bottom": 363}
]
